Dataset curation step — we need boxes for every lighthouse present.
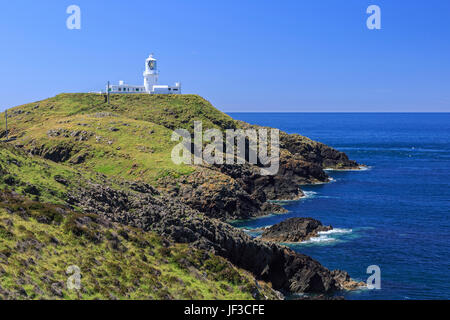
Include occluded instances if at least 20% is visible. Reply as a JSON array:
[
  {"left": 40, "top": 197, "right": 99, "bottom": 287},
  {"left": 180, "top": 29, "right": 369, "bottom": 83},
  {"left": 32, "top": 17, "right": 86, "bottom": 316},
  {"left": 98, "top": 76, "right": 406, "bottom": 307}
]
[
  {"left": 106, "top": 53, "right": 181, "bottom": 94},
  {"left": 143, "top": 53, "right": 159, "bottom": 92}
]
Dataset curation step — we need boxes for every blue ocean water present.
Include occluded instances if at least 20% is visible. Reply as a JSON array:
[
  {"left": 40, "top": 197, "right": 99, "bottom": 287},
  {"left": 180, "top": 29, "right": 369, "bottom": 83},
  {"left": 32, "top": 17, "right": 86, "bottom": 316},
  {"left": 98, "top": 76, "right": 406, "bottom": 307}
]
[{"left": 228, "top": 113, "right": 450, "bottom": 300}]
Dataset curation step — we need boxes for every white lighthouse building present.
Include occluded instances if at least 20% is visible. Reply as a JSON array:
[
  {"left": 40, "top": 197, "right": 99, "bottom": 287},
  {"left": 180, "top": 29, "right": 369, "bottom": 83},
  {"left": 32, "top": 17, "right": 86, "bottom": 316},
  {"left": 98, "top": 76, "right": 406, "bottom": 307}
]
[{"left": 107, "top": 54, "right": 181, "bottom": 94}]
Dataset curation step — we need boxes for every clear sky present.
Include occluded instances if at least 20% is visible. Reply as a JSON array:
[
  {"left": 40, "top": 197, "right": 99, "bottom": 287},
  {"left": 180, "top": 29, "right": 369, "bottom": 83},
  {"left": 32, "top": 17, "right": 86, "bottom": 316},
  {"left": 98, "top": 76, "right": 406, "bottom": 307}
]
[{"left": 0, "top": 0, "right": 449, "bottom": 112}]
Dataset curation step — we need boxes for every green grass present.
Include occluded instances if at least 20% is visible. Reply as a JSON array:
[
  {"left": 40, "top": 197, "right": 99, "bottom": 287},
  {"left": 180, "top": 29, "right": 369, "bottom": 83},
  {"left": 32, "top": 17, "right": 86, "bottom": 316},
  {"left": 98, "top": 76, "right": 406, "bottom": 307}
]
[
  {"left": 0, "top": 142, "right": 81, "bottom": 204},
  {"left": 1, "top": 93, "right": 236, "bottom": 132},
  {"left": 12, "top": 113, "right": 195, "bottom": 183},
  {"left": 0, "top": 94, "right": 237, "bottom": 185},
  {"left": 0, "top": 190, "right": 278, "bottom": 300}
]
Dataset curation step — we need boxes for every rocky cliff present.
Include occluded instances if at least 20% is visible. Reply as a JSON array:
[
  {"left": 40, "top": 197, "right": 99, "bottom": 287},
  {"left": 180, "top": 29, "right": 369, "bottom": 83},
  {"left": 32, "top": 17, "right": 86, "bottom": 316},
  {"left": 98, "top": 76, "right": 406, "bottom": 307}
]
[
  {"left": 0, "top": 94, "right": 362, "bottom": 298},
  {"left": 67, "top": 182, "right": 353, "bottom": 294}
]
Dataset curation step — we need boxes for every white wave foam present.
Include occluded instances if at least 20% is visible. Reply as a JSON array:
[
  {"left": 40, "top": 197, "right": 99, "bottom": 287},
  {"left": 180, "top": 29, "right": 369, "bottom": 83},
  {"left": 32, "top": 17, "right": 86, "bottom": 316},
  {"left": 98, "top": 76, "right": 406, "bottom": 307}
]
[
  {"left": 308, "top": 178, "right": 334, "bottom": 185},
  {"left": 300, "top": 228, "right": 353, "bottom": 245},
  {"left": 302, "top": 191, "right": 317, "bottom": 199},
  {"left": 324, "top": 166, "right": 371, "bottom": 172},
  {"left": 318, "top": 228, "right": 352, "bottom": 235},
  {"left": 301, "top": 235, "right": 336, "bottom": 244}
]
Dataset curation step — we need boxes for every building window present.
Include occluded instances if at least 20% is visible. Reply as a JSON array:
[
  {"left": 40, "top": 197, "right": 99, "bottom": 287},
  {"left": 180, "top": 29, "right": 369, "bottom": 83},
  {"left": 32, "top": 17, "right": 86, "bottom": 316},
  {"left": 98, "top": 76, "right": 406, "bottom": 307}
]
[{"left": 118, "top": 88, "right": 121, "bottom": 92}]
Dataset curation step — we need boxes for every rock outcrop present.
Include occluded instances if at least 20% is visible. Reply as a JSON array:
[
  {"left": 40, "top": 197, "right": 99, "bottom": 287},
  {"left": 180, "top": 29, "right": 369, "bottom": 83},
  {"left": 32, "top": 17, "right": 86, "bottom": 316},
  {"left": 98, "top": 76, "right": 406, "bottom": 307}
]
[
  {"left": 157, "top": 149, "right": 333, "bottom": 221},
  {"left": 261, "top": 218, "right": 332, "bottom": 243},
  {"left": 331, "top": 270, "right": 366, "bottom": 291},
  {"left": 279, "top": 132, "right": 359, "bottom": 169},
  {"left": 67, "top": 183, "right": 352, "bottom": 294}
]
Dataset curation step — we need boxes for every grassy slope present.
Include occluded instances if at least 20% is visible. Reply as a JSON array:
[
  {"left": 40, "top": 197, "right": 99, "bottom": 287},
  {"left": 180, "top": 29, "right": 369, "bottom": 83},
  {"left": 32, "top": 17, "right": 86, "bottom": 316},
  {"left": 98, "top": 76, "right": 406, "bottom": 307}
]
[
  {"left": 1, "top": 93, "right": 236, "bottom": 132},
  {"left": 0, "top": 95, "right": 279, "bottom": 300},
  {"left": 0, "top": 142, "right": 81, "bottom": 204},
  {"left": 0, "top": 190, "right": 277, "bottom": 300},
  {"left": 0, "top": 93, "right": 238, "bottom": 184}
]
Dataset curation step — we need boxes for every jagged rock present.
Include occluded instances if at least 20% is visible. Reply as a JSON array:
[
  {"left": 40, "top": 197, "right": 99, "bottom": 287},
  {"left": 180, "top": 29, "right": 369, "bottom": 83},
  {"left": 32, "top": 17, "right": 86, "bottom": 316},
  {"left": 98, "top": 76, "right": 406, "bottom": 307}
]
[
  {"left": 236, "top": 120, "right": 359, "bottom": 170},
  {"left": 29, "top": 143, "right": 76, "bottom": 163},
  {"left": 331, "top": 270, "right": 366, "bottom": 290},
  {"left": 47, "top": 129, "right": 93, "bottom": 142},
  {"left": 127, "top": 181, "right": 159, "bottom": 195},
  {"left": 279, "top": 132, "right": 359, "bottom": 169},
  {"left": 50, "top": 282, "right": 64, "bottom": 297},
  {"left": 67, "top": 183, "right": 352, "bottom": 295},
  {"left": 54, "top": 175, "right": 69, "bottom": 185},
  {"left": 15, "top": 238, "right": 44, "bottom": 253},
  {"left": 261, "top": 218, "right": 332, "bottom": 243}
]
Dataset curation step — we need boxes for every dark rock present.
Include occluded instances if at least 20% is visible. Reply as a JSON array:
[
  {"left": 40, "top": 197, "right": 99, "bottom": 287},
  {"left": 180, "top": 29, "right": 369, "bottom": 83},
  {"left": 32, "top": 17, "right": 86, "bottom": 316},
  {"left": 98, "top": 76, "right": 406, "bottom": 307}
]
[
  {"left": 331, "top": 270, "right": 365, "bottom": 290},
  {"left": 49, "top": 236, "right": 60, "bottom": 245},
  {"left": 50, "top": 282, "right": 64, "bottom": 297},
  {"left": 279, "top": 132, "right": 359, "bottom": 169},
  {"left": 17, "top": 287, "right": 28, "bottom": 297},
  {"left": 24, "top": 184, "right": 41, "bottom": 196},
  {"left": 30, "top": 143, "right": 75, "bottom": 163},
  {"left": 3, "top": 175, "right": 16, "bottom": 186},
  {"left": 261, "top": 218, "right": 332, "bottom": 243},
  {"left": 68, "top": 183, "right": 348, "bottom": 295},
  {"left": 54, "top": 175, "right": 69, "bottom": 186},
  {"left": 127, "top": 181, "right": 159, "bottom": 195},
  {"left": 15, "top": 238, "right": 44, "bottom": 253}
]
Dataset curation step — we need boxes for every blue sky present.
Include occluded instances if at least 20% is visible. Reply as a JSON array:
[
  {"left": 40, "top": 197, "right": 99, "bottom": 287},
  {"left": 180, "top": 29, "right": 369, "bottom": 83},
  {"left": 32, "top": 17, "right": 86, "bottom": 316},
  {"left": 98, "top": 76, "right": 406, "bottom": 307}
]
[{"left": 0, "top": 0, "right": 449, "bottom": 112}]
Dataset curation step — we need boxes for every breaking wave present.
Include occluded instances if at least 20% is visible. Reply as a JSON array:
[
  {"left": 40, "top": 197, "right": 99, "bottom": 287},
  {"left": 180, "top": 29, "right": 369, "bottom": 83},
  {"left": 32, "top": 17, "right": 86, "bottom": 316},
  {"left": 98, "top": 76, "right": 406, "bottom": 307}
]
[
  {"left": 318, "top": 228, "right": 353, "bottom": 235},
  {"left": 299, "top": 228, "right": 353, "bottom": 245}
]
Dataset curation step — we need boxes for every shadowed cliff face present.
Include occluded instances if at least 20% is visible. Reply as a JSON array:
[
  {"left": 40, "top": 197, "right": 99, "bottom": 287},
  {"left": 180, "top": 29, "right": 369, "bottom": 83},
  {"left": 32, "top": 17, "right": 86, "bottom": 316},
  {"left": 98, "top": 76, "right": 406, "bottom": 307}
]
[
  {"left": 156, "top": 131, "right": 357, "bottom": 221},
  {"left": 67, "top": 182, "right": 350, "bottom": 294},
  {"left": 279, "top": 132, "right": 359, "bottom": 169}
]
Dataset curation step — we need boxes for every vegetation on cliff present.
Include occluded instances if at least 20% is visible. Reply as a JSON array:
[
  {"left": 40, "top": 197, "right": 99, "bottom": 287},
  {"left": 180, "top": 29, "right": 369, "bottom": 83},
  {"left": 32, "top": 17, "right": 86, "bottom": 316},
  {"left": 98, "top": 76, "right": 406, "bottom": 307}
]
[
  {"left": 0, "top": 93, "right": 361, "bottom": 299},
  {"left": 0, "top": 190, "right": 279, "bottom": 300}
]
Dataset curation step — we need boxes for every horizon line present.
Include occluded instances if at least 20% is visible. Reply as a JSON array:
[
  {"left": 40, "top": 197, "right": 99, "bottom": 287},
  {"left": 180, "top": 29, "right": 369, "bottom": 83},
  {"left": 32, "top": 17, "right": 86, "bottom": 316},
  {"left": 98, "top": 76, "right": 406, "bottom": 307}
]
[{"left": 225, "top": 111, "right": 450, "bottom": 114}]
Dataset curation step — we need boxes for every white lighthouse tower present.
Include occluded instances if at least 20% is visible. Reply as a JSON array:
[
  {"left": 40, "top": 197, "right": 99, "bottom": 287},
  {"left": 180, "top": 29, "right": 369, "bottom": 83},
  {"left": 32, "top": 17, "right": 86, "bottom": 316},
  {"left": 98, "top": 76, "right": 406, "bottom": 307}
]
[
  {"left": 106, "top": 53, "right": 181, "bottom": 94},
  {"left": 143, "top": 53, "right": 159, "bottom": 93}
]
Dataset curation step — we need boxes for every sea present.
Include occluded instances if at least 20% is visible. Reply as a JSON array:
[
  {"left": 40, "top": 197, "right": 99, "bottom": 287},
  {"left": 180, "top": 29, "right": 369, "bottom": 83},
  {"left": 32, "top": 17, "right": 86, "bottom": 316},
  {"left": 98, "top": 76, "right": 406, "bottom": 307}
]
[{"left": 228, "top": 113, "right": 450, "bottom": 300}]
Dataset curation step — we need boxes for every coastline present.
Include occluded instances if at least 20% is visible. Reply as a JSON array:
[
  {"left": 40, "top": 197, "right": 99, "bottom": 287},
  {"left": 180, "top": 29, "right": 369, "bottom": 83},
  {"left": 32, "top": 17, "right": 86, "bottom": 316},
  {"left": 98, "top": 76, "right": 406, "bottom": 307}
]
[{"left": 0, "top": 94, "right": 366, "bottom": 299}]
